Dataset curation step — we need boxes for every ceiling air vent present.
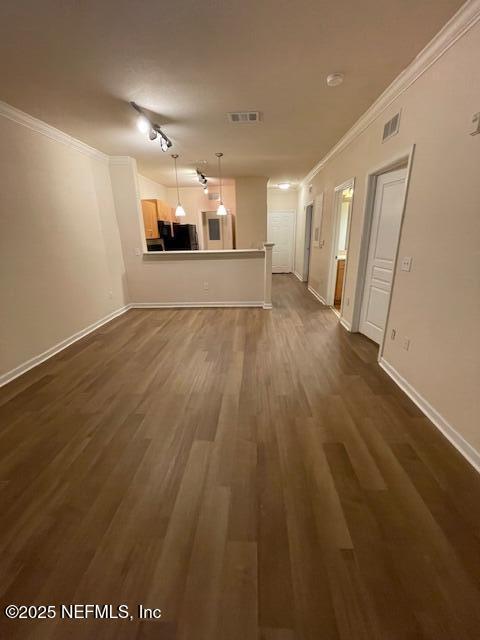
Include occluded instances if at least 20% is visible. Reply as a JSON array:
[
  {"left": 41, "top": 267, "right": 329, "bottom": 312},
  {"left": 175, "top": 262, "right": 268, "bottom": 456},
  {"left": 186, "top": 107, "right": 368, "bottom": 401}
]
[
  {"left": 228, "top": 111, "right": 261, "bottom": 123},
  {"left": 382, "top": 111, "right": 401, "bottom": 142}
]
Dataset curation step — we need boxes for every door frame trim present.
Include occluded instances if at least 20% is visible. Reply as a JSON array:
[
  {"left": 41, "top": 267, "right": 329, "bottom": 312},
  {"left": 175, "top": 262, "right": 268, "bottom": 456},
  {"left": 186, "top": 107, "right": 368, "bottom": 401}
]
[
  {"left": 302, "top": 200, "right": 315, "bottom": 281},
  {"left": 351, "top": 144, "right": 416, "bottom": 361},
  {"left": 267, "top": 209, "right": 297, "bottom": 273},
  {"left": 327, "top": 178, "right": 355, "bottom": 308}
]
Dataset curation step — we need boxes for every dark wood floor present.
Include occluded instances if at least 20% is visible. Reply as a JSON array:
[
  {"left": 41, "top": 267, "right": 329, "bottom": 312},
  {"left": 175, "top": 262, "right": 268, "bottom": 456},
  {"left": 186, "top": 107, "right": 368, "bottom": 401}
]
[{"left": 1, "top": 275, "right": 480, "bottom": 639}]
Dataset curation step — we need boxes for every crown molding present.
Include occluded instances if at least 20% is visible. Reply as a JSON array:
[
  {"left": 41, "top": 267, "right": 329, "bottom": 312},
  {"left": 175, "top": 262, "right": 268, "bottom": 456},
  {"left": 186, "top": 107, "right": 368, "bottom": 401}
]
[
  {"left": 0, "top": 100, "right": 109, "bottom": 163},
  {"left": 302, "top": 0, "right": 480, "bottom": 186}
]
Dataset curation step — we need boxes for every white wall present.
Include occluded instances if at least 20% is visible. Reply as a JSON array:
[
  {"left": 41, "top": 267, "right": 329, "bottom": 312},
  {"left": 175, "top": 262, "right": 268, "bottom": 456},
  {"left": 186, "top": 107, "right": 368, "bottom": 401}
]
[
  {"left": 110, "top": 159, "right": 265, "bottom": 305},
  {"left": 236, "top": 177, "right": 268, "bottom": 249},
  {"left": 137, "top": 174, "right": 168, "bottom": 201},
  {"left": 295, "top": 14, "right": 480, "bottom": 454},
  {"left": 267, "top": 187, "right": 298, "bottom": 212},
  {"left": 0, "top": 106, "right": 128, "bottom": 380}
]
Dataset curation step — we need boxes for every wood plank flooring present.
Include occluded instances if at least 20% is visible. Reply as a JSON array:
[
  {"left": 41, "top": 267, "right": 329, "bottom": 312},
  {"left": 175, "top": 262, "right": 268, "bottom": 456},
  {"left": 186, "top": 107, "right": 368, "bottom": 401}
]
[{"left": 1, "top": 274, "right": 480, "bottom": 639}]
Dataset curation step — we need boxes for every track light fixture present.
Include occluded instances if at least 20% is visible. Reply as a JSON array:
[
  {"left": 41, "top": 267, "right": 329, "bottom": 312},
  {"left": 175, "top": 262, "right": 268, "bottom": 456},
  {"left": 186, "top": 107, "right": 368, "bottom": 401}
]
[
  {"left": 196, "top": 168, "right": 209, "bottom": 194},
  {"left": 130, "top": 101, "right": 172, "bottom": 151},
  {"left": 196, "top": 168, "right": 208, "bottom": 189}
]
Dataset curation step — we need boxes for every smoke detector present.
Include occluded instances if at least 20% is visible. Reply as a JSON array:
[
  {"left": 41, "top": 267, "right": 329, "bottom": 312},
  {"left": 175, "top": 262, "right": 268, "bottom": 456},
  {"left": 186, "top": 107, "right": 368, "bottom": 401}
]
[{"left": 326, "top": 73, "right": 344, "bottom": 87}]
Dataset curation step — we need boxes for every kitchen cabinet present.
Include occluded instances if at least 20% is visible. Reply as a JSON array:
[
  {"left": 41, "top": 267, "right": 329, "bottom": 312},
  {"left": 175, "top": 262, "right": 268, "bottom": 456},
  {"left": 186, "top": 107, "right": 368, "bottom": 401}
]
[{"left": 141, "top": 199, "right": 174, "bottom": 238}]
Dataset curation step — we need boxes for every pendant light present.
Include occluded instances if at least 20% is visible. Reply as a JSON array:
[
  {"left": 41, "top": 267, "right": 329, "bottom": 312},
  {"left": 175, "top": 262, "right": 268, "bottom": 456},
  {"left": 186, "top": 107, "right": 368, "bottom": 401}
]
[
  {"left": 171, "top": 154, "right": 186, "bottom": 217},
  {"left": 215, "top": 152, "right": 227, "bottom": 216}
]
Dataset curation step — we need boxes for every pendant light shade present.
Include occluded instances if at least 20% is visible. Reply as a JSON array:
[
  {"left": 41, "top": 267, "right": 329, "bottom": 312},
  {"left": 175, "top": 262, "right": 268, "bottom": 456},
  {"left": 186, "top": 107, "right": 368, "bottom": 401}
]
[
  {"left": 175, "top": 204, "right": 186, "bottom": 217},
  {"left": 215, "top": 152, "right": 227, "bottom": 216},
  {"left": 172, "top": 154, "right": 186, "bottom": 217}
]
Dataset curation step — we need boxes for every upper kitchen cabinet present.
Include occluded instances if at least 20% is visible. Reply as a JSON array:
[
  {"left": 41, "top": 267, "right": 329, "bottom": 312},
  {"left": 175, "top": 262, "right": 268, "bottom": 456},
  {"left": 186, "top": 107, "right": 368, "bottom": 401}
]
[{"left": 141, "top": 199, "right": 173, "bottom": 238}]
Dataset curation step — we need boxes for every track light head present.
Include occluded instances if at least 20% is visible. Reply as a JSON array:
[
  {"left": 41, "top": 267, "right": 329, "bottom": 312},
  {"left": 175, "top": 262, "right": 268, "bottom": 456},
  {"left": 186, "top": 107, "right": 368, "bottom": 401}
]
[
  {"left": 196, "top": 169, "right": 208, "bottom": 190},
  {"left": 159, "top": 131, "right": 172, "bottom": 152},
  {"left": 130, "top": 101, "right": 172, "bottom": 151}
]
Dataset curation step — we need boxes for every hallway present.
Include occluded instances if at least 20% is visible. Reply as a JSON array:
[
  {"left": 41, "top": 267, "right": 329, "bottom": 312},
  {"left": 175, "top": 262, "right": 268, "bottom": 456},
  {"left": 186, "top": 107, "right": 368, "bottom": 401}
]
[{"left": 1, "top": 274, "right": 479, "bottom": 639}]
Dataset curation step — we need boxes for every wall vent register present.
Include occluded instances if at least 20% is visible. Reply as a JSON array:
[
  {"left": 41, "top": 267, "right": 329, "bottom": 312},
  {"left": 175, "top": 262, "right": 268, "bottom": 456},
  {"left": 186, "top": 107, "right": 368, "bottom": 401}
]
[
  {"left": 228, "top": 111, "right": 261, "bottom": 123},
  {"left": 382, "top": 112, "right": 401, "bottom": 142}
]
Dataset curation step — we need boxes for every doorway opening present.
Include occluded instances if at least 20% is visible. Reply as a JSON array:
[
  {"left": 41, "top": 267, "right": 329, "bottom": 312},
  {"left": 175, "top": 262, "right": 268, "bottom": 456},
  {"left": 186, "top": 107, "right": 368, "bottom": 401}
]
[
  {"left": 303, "top": 202, "right": 314, "bottom": 281},
  {"left": 267, "top": 210, "right": 296, "bottom": 273},
  {"left": 327, "top": 179, "right": 354, "bottom": 314},
  {"left": 350, "top": 146, "right": 414, "bottom": 358},
  {"left": 358, "top": 167, "right": 407, "bottom": 343},
  {"left": 201, "top": 211, "right": 234, "bottom": 250}
]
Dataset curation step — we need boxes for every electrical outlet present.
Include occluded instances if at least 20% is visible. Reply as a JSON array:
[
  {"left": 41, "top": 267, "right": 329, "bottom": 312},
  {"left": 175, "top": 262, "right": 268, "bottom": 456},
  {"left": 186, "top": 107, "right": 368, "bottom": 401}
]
[
  {"left": 203, "top": 281, "right": 209, "bottom": 291},
  {"left": 391, "top": 328, "right": 396, "bottom": 340},
  {"left": 403, "top": 337, "right": 410, "bottom": 351},
  {"left": 134, "top": 248, "right": 141, "bottom": 256},
  {"left": 108, "top": 290, "right": 113, "bottom": 299},
  {"left": 401, "top": 256, "right": 412, "bottom": 272}
]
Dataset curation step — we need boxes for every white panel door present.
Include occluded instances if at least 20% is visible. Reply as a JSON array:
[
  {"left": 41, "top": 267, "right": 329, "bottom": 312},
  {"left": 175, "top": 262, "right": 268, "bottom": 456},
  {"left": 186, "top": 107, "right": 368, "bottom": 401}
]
[
  {"left": 360, "top": 168, "right": 407, "bottom": 343},
  {"left": 267, "top": 211, "right": 295, "bottom": 273}
]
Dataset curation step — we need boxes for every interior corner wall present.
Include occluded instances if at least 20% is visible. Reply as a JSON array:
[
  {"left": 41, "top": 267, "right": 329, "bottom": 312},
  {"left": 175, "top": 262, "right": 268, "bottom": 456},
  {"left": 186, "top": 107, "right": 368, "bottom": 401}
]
[
  {"left": 0, "top": 113, "right": 128, "bottom": 380},
  {"left": 295, "top": 20, "right": 480, "bottom": 453},
  {"left": 137, "top": 174, "right": 168, "bottom": 201},
  {"left": 235, "top": 177, "right": 268, "bottom": 249}
]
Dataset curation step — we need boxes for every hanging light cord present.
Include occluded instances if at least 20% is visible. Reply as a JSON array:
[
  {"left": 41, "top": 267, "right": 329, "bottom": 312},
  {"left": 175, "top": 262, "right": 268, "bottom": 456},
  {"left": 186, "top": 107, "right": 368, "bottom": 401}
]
[
  {"left": 216, "top": 153, "right": 224, "bottom": 203},
  {"left": 173, "top": 154, "right": 180, "bottom": 204}
]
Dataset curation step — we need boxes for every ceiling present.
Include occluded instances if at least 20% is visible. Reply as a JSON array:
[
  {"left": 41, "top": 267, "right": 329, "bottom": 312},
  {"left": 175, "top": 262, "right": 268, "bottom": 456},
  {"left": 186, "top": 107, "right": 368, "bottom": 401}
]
[{"left": 0, "top": 0, "right": 464, "bottom": 187}]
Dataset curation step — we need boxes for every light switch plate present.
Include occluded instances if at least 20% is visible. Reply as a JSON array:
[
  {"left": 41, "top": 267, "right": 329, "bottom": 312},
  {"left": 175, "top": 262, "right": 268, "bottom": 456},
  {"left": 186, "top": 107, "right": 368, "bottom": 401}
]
[{"left": 401, "top": 256, "right": 412, "bottom": 272}]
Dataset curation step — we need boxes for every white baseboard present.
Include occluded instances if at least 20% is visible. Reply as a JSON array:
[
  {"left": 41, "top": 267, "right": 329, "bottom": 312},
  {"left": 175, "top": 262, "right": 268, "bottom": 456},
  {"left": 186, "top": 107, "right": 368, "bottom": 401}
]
[
  {"left": 130, "top": 301, "right": 264, "bottom": 309},
  {"left": 340, "top": 317, "right": 352, "bottom": 331},
  {"left": 263, "top": 303, "right": 273, "bottom": 309},
  {"left": 379, "top": 358, "right": 480, "bottom": 474},
  {"left": 307, "top": 286, "right": 327, "bottom": 306},
  {"left": 0, "top": 304, "right": 130, "bottom": 388},
  {"left": 293, "top": 271, "right": 304, "bottom": 282}
]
